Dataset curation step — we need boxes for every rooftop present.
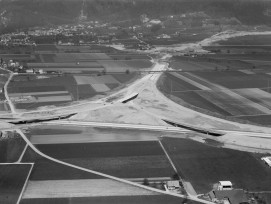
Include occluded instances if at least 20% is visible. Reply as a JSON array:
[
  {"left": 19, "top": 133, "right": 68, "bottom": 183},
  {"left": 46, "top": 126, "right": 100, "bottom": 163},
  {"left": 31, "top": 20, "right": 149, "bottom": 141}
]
[{"left": 219, "top": 181, "right": 232, "bottom": 186}]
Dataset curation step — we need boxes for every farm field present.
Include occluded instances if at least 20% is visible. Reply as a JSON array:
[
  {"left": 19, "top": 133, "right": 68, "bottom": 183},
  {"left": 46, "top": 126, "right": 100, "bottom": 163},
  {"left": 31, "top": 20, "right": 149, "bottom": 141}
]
[
  {"left": 28, "top": 61, "right": 103, "bottom": 68},
  {"left": 160, "top": 73, "right": 201, "bottom": 92},
  {"left": 33, "top": 141, "right": 176, "bottom": 179},
  {"left": 0, "top": 102, "right": 9, "bottom": 112},
  {"left": 0, "top": 54, "right": 35, "bottom": 62},
  {"left": 0, "top": 164, "right": 32, "bottom": 204},
  {"left": 170, "top": 55, "right": 267, "bottom": 72},
  {"left": 0, "top": 133, "right": 26, "bottom": 163},
  {"left": 35, "top": 44, "right": 117, "bottom": 54},
  {"left": 235, "top": 115, "right": 271, "bottom": 126},
  {"left": 20, "top": 195, "right": 199, "bottom": 204},
  {"left": 22, "top": 147, "right": 102, "bottom": 180},
  {"left": 193, "top": 71, "right": 271, "bottom": 89},
  {"left": 170, "top": 91, "right": 231, "bottom": 116},
  {"left": 35, "top": 44, "right": 58, "bottom": 52},
  {"left": 28, "top": 59, "right": 152, "bottom": 73},
  {"left": 98, "top": 60, "right": 151, "bottom": 72},
  {"left": 195, "top": 90, "right": 265, "bottom": 116},
  {"left": 22, "top": 179, "right": 157, "bottom": 199},
  {"left": 205, "top": 54, "right": 271, "bottom": 62},
  {"left": 8, "top": 72, "right": 137, "bottom": 110},
  {"left": 159, "top": 63, "right": 271, "bottom": 125},
  {"left": 169, "top": 58, "right": 225, "bottom": 71},
  {"left": 161, "top": 137, "right": 271, "bottom": 194},
  {"left": 37, "top": 53, "right": 111, "bottom": 63},
  {"left": 108, "top": 53, "right": 151, "bottom": 60}
]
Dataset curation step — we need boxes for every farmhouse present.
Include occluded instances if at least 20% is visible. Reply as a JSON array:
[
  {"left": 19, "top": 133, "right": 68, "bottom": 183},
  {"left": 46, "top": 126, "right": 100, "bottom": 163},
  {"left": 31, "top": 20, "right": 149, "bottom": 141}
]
[
  {"left": 166, "top": 180, "right": 180, "bottom": 190},
  {"left": 261, "top": 157, "right": 271, "bottom": 167}
]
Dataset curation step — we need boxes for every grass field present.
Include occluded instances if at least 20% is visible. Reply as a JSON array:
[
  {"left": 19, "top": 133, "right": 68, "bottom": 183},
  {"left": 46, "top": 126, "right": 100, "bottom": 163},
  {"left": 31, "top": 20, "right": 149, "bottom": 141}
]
[
  {"left": 20, "top": 195, "right": 199, "bottom": 204},
  {"left": 235, "top": 115, "right": 271, "bottom": 126},
  {"left": 22, "top": 179, "right": 157, "bottom": 199},
  {"left": 172, "top": 91, "right": 231, "bottom": 116},
  {"left": 0, "top": 164, "right": 32, "bottom": 204},
  {"left": 196, "top": 90, "right": 265, "bottom": 116},
  {"left": 161, "top": 73, "right": 201, "bottom": 92},
  {"left": 193, "top": 71, "right": 271, "bottom": 89},
  {"left": 34, "top": 141, "right": 176, "bottom": 179},
  {"left": 235, "top": 88, "right": 271, "bottom": 109},
  {"left": 36, "top": 44, "right": 58, "bottom": 52},
  {"left": 161, "top": 137, "right": 271, "bottom": 194},
  {"left": 22, "top": 147, "right": 102, "bottom": 180},
  {"left": 38, "top": 53, "right": 111, "bottom": 63},
  {"left": 169, "top": 58, "right": 223, "bottom": 71},
  {"left": 27, "top": 62, "right": 103, "bottom": 68},
  {"left": 0, "top": 134, "right": 26, "bottom": 163},
  {"left": 123, "top": 60, "right": 153, "bottom": 69}
]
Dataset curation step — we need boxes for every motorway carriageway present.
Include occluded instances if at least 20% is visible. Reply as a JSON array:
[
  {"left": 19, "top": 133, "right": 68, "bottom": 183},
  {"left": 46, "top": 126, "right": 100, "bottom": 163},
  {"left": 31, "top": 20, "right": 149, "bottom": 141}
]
[
  {"left": 44, "top": 120, "right": 271, "bottom": 139},
  {"left": 44, "top": 120, "right": 189, "bottom": 133}
]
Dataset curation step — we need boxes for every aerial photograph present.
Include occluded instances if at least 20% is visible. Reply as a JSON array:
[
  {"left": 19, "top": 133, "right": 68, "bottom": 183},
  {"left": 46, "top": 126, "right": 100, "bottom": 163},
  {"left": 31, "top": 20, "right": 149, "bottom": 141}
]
[{"left": 0, "top": 0, "right": 271, "bottom": 203}]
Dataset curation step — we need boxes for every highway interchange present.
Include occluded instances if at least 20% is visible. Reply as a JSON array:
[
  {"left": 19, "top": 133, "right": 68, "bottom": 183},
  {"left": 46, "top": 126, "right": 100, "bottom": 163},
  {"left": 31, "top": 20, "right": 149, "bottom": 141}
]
[{"left": 1, "top": 30, "right": 271, "bottom": 203}]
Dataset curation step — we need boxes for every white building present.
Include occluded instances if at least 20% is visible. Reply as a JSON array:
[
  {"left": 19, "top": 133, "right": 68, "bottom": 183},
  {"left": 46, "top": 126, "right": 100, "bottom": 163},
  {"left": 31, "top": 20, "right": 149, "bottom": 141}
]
[{"left": 217, "top": 181, "right": 233, "bottom": 190}]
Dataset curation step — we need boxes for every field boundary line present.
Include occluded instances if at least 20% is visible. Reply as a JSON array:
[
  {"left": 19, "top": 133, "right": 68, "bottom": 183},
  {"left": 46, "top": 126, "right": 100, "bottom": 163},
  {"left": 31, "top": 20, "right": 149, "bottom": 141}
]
[
  {"left": 16, "top": 163, "right": 34, "bottom": 204},
  {"left": 16, "top": 129, "right": 214, "bottom": 204},
  {"left": 158, "top": 139, "right": 198, "bottom": 197},
  {"left": 17, "top": 144, "right": 28, "bottom": 163},
  {"left": 158, "top": 139, "right": 179, "bottom": 174}
]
